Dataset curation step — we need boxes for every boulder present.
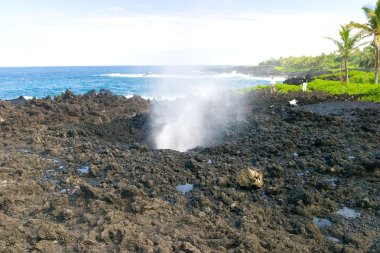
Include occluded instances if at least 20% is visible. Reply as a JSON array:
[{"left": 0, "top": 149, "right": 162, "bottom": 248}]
[
  {"left": 83, "top": 89, "right": 97, "bottom": 97},
  {"left": 283, "top": 74, "right": 312, "bottom": 85},
  {"left": 236, "top": 167, "right": 264, "bottom": 188},
  {"left": 99, "top": 89, "right": 115, "bottom": 96}
]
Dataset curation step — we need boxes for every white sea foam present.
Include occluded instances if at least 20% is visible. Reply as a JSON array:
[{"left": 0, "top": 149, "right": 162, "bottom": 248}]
[
  {"left": 214, "top": 71, "right": 255, "bottom": 79},
  {"left": 99, "top": 72, "right": 285, "bottom": 82},
  {"left": 214, "top": 71, "right": 285, "bottom": 81},
  {"left": 99, "top": 73, "right": 193, "bottom": 78},
  {"left": 123, "top": 94, "right": 178, "bottom": 101}
]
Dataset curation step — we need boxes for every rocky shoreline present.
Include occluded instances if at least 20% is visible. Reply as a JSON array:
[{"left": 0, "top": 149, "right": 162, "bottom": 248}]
[{"left": 0, "top": 90, "right": 379, "bottom": 252}]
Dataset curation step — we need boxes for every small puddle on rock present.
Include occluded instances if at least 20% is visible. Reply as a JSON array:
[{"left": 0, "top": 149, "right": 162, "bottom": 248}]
[
  {"left": 58, "top": 186, "right": 80, "bottom": 198},
  {"left": 43, "top": 168, "right": 61, "bottom": 185},
  {"left": 313, "top": 217, "right": 332, "bottom": 228},
  {"left": 319, "top": 178, "right": 338, "bottom": 189},
  {"left": 18, "top": 148, "right": 33, "bottom": 154},
  {"left": 87, "top": 178, "right": 100, "bottom": 186},
  {"left": 336, "top": 207, "right": 360, "bottom": 219},
  {"left": 297, "top": 169, "right": 311, "bottom": 177},
  {"left": 325, "top": 178, "right": 337, "bottom": 187},
  {"left": 176, "top": 184, "right": 193, "bottom": 194},
  {"left": 326, "top": 236, "right": 340, "bottom": 243},
  {"left": 59, "top": 189, "right": 67, "bottom": 194},
  {"left": 78, "top": 165, "right": 89, "bottom": 174},
  {"left": 44, "top": 169, "right": 56, "bottom": 180}
]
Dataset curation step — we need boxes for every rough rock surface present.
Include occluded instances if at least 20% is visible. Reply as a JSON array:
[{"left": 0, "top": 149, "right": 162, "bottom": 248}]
[
  {"left": 0, "top": 90, "right": 379, "bottom": 252},
  {"left": 283, "top": 74, "right": 313, "bottom": 85},
  {"left": 236, "top": 168, "right": 264, "bottom": 188}
]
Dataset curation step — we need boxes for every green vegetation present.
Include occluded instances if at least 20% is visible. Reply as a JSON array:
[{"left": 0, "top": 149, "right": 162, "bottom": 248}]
[
  {"left": 256, "top": 1, "right": 380, "bottom": 84},
  {"left": 239, "top": 85, "right": 268, "bottom": 94},
  {"left": 318, "top": 70, "right": 374, "bottom": 83},
  {"left": 352, "top": 43, "right": 375, "bottom": 68},
  {"left": 259, "top": 54, "right": 341, "bottom": 73},
  {"left": 257, "top": 50, "right": 374, "bottom": 75},
  {"left": 242, "top": 1, "right": 380, "bottom": 101},
  {"left": 242, "top": 70, "right": 380, "bottom": 102},
  {"left": 326, "top": 25, "right": 365, "bottom": 83},
  {"left": 350, "top": 0, "right": 380, "bottom": 83},
  {"left": 305, "top": 79, "right": 380, "bottom": 102}
]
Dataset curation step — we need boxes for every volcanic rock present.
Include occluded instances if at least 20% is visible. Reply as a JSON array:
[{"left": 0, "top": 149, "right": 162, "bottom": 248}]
[{"left": 236, "top": 167, "right": 264, "bottom": 188}]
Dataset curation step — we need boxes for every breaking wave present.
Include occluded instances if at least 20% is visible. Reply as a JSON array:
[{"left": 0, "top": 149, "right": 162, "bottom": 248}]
[{"left": 99, "top": 72, "right": 285, "bottom": 81}]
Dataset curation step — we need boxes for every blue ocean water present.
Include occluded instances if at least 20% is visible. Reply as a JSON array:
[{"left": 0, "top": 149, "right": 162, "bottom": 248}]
[{"left": 0, "top": 66, "right": 276, "bottom": 100}]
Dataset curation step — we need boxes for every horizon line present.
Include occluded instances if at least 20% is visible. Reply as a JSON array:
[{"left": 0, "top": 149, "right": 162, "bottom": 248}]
[{"left": 0, "top": 64, "right": 254, "bottom": 68}]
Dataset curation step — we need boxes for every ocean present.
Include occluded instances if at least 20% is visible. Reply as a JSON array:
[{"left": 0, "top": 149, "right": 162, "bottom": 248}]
[{"left": 0, "top": 66, "right": 281, "bottom": 100}]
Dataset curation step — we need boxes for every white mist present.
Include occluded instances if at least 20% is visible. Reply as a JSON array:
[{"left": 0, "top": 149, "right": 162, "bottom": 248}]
[{"left": 150, "top": 74, "right": 244, "bottom": 152}]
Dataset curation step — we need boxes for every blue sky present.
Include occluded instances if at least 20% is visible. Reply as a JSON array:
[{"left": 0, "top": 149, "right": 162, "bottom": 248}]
[{"left": 0, "top": 0, "right": 373, "bottom": 66}]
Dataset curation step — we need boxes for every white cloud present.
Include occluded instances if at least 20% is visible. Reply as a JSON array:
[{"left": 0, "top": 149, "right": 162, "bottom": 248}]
[
  {"left": 0, "top": 10, "right": 369, "bottom": 66},
  {"left": 107, "top": 6, "right": 126, "bottom": 12}
]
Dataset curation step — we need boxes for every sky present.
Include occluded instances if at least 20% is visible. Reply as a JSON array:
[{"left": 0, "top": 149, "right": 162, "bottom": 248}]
[{"left": 0, "top": 0, "right": 373, "bottom": 66}]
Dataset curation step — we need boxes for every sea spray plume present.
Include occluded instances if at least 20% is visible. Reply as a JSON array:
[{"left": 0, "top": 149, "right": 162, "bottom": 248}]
[
  {"left": 151, "top": 97, "right": 206, "bottom": 151},
  {"left": 150, "top": 79, "right": 246, "bottom": 152}
]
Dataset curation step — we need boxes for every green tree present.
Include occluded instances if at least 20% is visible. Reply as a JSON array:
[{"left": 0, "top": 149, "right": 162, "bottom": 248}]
[
  {"left": 354, "top": 43, "right": 375, "bottom": 68},
  {"left": 350, "top": 0, "right": 380, "bottom": 83},
  {"left": 326, "top": 25, "right": 365, "bottom": 83}
]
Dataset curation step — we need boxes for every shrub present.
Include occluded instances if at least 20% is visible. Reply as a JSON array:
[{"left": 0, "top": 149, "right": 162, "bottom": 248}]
[
  {"left": 241, "top": 75, "right": 380, "bottom": 102},
  {"left": 239, "top": 85, "right": 268, "bottom": 94},
  {"left": 317, "top": 70, "right": 374, "bottom": 83}
]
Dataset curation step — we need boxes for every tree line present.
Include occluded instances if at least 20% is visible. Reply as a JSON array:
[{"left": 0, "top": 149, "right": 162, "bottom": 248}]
[
  {"left": 258, "top": 50, "right": 373, "bottom": 76},
  {"left": 327, "top": 0, "right": 380, "bottom": 84},
  {"left": 259, "top": 1, "right": 380, "bottom": 84}
]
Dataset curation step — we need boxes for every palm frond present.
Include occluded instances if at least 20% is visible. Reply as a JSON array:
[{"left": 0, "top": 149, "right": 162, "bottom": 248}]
[
  {"left": 375, "top": 0, "right": 380, "bottom": 22},
  {"left": 325, "top": 37, "right": 344, "bottom": 52},
  {"left": 326, "top": 24, "right": 367, "bottom": 60},
  {"left": 362, "top": 3, "right": 380, "bottom": 31},
  {"left": 363, "top": 7, "right": 375, "bottom": 20},
  {"left": 349, "top": 21, "right": 372, "bottom": 34}
]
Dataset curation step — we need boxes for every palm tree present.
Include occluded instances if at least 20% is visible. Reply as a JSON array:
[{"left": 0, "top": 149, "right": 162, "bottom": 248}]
[
  {"left": 352, "top": 43, "right": 376, "bottom": 68},
  {"left": 326, "top": 25, "right": 365, "bottom": 83},
  {"left": 359, "top": 43, "right": 376, "bottom": 68},
  {"left": 350, "top": 0, "right": 380, "bottom": 83}
]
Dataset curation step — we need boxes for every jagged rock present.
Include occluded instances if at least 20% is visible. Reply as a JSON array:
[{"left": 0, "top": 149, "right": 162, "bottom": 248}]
[
  {"left": 0, "top": 91, "right": 379, "bottom": 252},
  {"left": 34, "top": 240, "right": 63, "bottom": 253},
  {"left": 99, "top": 89, "right": 115, "bottom": 96},
  {"left": 9, "top": 96, "right": 27, "bottom": 106},
  {"left": 83, "top": 89, "right": 97, "bottom": 97},
  {"left": 80, "top": 183, "right": 98, "bottom": 199},
  {"left": 283, "top": 74, "right": 312, "bottom": 85},
  {"left": 60, "top": 209, "right": 74, "bottom": 220}
]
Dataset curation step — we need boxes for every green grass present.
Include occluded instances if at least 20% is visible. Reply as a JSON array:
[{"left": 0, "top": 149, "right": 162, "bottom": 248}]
[
  {"left": 241, "top": 72, "right": 380, "bottom": 102},
  {"left": 238, "top": 85, "right": 268, "bottom": 94},
  {"left": 318, "top": 70, "right": 374, "bottom": 83},
  {"left": 275, "top": 84, "right": 302, "bottom": 93},
  {"left": 281, "top": 78, "right": 380, "bottom": 102}
]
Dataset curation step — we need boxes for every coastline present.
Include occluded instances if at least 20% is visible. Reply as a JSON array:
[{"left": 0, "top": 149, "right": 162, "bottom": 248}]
[
  {"left": 0, "top": 65, "right": 279, "bottom": 101},
  {"left": 0, "top": 90, "right": 379, "bottom": 252}
]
